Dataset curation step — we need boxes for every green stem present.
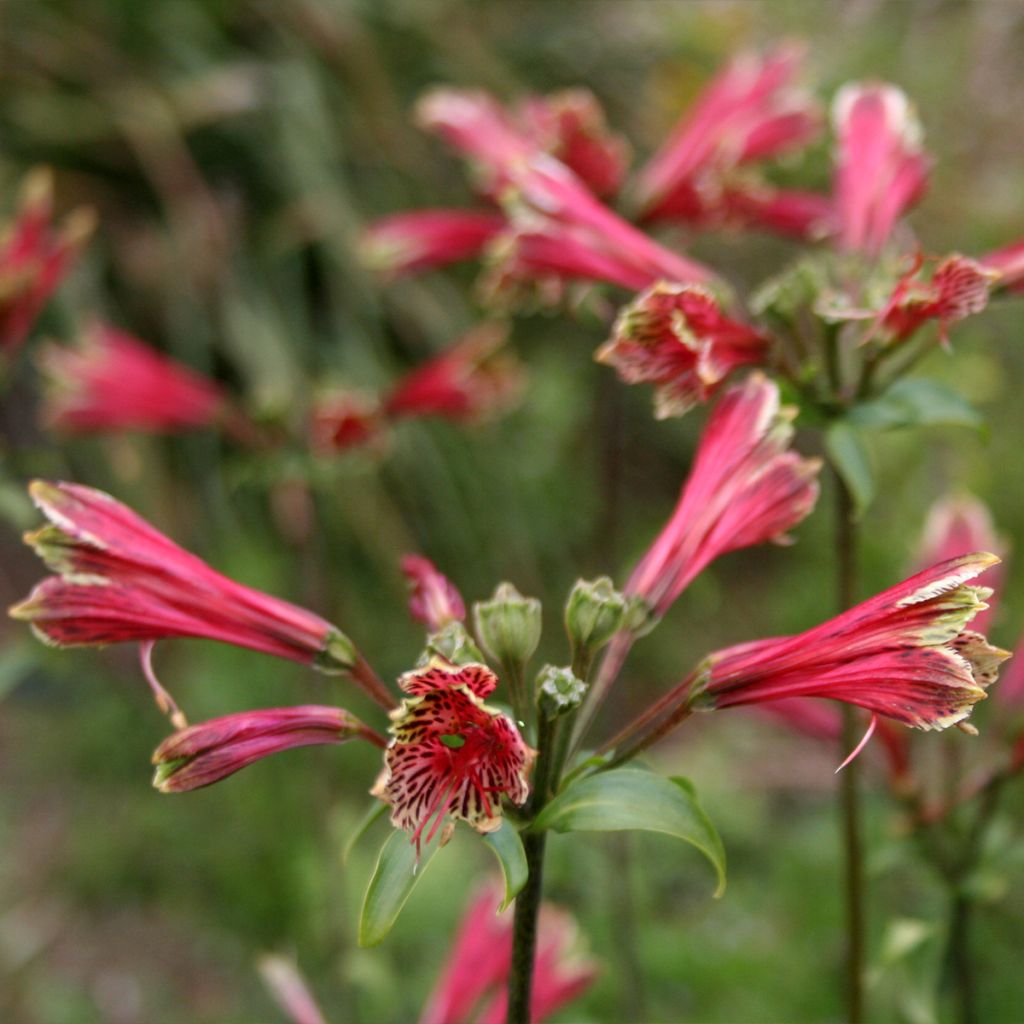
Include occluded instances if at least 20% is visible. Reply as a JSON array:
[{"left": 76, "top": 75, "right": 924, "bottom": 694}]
[{"left": 943, "top": 892, "right": 977, "bottom": 1024}]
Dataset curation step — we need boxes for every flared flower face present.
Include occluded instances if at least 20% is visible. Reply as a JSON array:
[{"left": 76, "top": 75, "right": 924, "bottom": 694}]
[
  {"left": 596, "top": 282, "right": 769, "bottom": 418},
  {"left": 377, "top": 660, "right": 531, "bottom": 850}
]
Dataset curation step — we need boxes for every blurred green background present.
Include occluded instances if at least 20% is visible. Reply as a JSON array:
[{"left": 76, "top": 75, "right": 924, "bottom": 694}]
[{"left": 2, "top": 1, "right": 1024, "bottom": 1021}]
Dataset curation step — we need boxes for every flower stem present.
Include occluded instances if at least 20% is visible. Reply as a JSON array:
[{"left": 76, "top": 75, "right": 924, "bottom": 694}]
[{"left": 943, "top": 892, "right": 977, "bottom": 1024}]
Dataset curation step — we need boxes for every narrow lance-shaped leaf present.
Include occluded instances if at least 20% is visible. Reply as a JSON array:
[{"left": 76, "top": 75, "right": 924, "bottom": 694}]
[{"left": 482, "top": 819, "right": 528, "bottom": 911}]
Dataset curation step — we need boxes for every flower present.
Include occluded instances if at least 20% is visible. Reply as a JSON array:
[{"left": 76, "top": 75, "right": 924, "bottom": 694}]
[
  {"left": 360, "top": 209, "right": 505, "bottom": 278},
  {"left": 1, "top": 169, "right": 93, "bottom": 359},
  {"left": 832, "top": 83, "right": 930, "bottom": 258},
  {"left": 37, "top": 323, "right": 226, "bottom": 434},
  {"left": 690, "top": 553, "right": 1007, "bottom": 732},
  {"left": 376, "top": 659, "right": 532, "bottom": 851},
  {"left": 401, "top": 554, "right": 466, "bottom": 632},
  {"left": 634, "top": 44, "right": 822, "bottom": 229},
  {"left": 152, "top": 705, "right": 385, "bottom": 793},
  {"left": 419, "top": 879, "right": 598, "bottom": 1024},
  {"left": 309, "top": 389, "right": 386, "bottom": 453},
  {"left": 625, "top": 373, "right": 820, "bottom": 616},
  {"left": 10, "top": 480, "right": 371, "bottom": 682},
  {"left": 595, "top": 281, "right": 770, "bottom": 418},
  {"left": 383, "top": 323, "right": 524, "bottom": 423},
  {"left": 980, "top": 238, "right": 1024, "bottom": 294}
]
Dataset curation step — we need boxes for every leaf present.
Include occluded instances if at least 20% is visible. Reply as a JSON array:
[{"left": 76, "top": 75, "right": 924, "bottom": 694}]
[
  {"left": 342, "top": 801, "right": 389, "bottom": 865},
  {"left": 532, "top": 769, "right": 726, "bottom": 897},
  {"left": 825, "top": 420, "right": 876, "bottom": 519},
  {"left": 482, "top": 821, "right": 528, "bottom": 910},
  {"left": 848, "top": 378, "right": 983, "bottom": 432},
  {"left": 358, "top": 828, "right": 444, "bottom": 947}
]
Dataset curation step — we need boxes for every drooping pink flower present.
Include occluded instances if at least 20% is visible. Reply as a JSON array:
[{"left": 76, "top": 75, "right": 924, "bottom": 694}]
[
  {"left": 979, "top": 238, "right": 1024, "bottom": 294},
  {"left": 1, "top": 169, "right": 94, "bottom": 359},
  {"left": 832, "top": 83, "right": 930, "bottom": 258},
  {"left": 401, "top": 554, "right": 465, "bottom": 632},
  {"left": 360, "top": 209, "right": 505, "bottom": 278},
  {"left": 152, "top": 705, "right": 386, "bottom": 793},
  {"left": 625, "top": 373, "right": 820, "bottom": 616},
  {"left": 309, "top": 389, "right": 386, "bottom": 453},
  {"left": 383, "top": 323, "right": 524, "bottom": 423},
  {"left": 419, "top": 879, "right": 598, "bottom": 1024},
  {"left": 634, "top": 45, "right": 821, "bottom": 227},
  {"left": 37, "top": 323, "right": 226, "bottom": 434},
  {"left": 595, "top": 282, "right": 770, "bottom": 418},
  {"left": 376, "top": 660, "right": 532, "bottom": 851},
  {"left": 9, "top": 482, "right": 392, "bottom": 701},
  {"left": 689, "top": 554, "right": 1006, "bottom": 731}
]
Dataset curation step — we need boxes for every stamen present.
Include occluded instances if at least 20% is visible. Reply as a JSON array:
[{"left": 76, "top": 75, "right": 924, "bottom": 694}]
[
  {"left": 835, "top": 713, "right": 877, "bottom": 774},
  {"left": 139, "top": 641, "right": 188, "bottom": 730}
]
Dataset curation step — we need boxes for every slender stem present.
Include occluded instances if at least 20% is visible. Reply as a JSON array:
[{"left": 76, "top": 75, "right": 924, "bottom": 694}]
[
  {"left": 350, "top": 654, "right": 397, "bottom": 711},
  {"left": 608, "top": 833, "right": 648, "bottom": 1021},
  {"left": 943, "top": 892, "right": 977, "bottom": 1024},
  {"left": 833, "top": 466, "right": 866, "bottom": 1024}
]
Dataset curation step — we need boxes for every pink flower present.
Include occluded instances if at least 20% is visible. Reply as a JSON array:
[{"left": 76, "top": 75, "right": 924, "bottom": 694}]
[
  {"left": 401, "top": 554, "right": 466, "bottom": 632},
  {"left": 360, "top": 209, "right": 505, "bottom": 277},
  {"left": 979, "top": 238, "right": 1024, "bottom": 294},
  {"left": 634, "top": 45, "right": 821, "bottom": 227},
  {"left": 690, "top": 554, "right": 1007, "bottom": 732},
  {"left": 259, "top": 956, "right": 328, "bottom": 1024},
  {"left": 309, "top": 390, "right": 385, "bottom": 453},
  {"left": 37, "top": 323, "right": 226, "bottom": 434},
  {"left": 595, "top": 282, "right": 770, "bottom": 418},
  {"left": 376, "top": 660, "right": 532, "bottom": 851},
  {"left": 419, "top": 879, "right": 598, "bottom": 1024},
  {"left": 9, "top": 481, "right": 385, "bottom": 692},
  {"left": 384, "top": 323, "right": 524, "bottom": 423},
  {"left": 625, "top": 373, "right": 820, "bottom": 616},
  {"left": 1, "top": 169, "right": 93, "bottom": 359},
  {"left": 718, "top": 184, "right": 833, "bottom": 241},
  {"left": 832, "top": 83, "right": 930, "bottom": 258},
  {"left": 152, "top": 705, "right": 385, "bottom": 793}
]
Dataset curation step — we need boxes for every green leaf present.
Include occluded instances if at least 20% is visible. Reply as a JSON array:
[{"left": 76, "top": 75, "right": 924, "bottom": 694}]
[
  {"left": 848, "top": 378, "right": 983, "bottom": 432},
  {"left": 482, "top": 821, "right": 528, "bottom": 910},
  {"left": 533, "top": 769, "right": 726, "bottom": 897},
  {"left": 358, "top": 828, "right": 443, "bottom": 947},
  {"left": 342, "top": 801, "right": 388, "bottom": 865},
  {"left": 825, "top": 420, "right": 876, "bottom": 519}
]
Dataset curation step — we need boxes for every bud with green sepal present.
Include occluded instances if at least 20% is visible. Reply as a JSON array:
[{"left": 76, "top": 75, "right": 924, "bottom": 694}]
[
  {"left": 564, "top": 576, "right": 627, "bottom": 677},
  {"left": 536, "top": 664, "right": 587, "bottom": 719},
  {"left": 418, "top": 620, "right": 486, "bottom": 667}
]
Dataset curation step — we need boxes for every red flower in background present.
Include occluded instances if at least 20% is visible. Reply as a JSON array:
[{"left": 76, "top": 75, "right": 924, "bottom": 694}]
[
  {"left": 980, "top": 238, "right": 1024, "bottom": 294},
  {"left": 401, "top": 554, "right": 466, "bottom": 632},
  {"left": 310, "top": 390, "right": 385, "bottom": 452}
]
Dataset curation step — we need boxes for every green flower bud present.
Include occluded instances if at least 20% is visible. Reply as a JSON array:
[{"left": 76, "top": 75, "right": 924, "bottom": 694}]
[
  {"left": 564, "top": 576, "right": 627, "bottom": 656},
  {"left": 536, "top": 664, "right": 587, "bottom": 719},
  {"left": 418, "top": 621, "right": 486, "bottom": 666},
  {"left": 315, "top": 628, "right": 358, "bottom": 673},
  {"left": 473, "top": 582, "right": 542, "bottom": 668}
]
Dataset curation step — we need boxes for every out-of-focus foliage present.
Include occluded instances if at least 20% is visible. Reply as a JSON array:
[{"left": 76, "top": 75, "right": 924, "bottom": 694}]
[{"left": 2, "top": 1, "right": 1024, "bottom": 1021}]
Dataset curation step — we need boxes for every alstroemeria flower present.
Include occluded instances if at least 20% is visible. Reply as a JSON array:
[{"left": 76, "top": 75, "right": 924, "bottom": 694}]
[
  {"left": 832, "top": 83, "right": 930, "bottom": 258},
  {"left": 152, "top": 706, "right": 386, "bottom": 793},
  {"left": 384, "top": 324, "right": 524, "bottom": 423},
  {"left": 9, "top": 482, "right": 396, "bottom": 705},
  {"left": 634, "top": 45, "right": 822, "bottom": 230},
  {"left": 980, "top": 238, "right": 1024, "bottom": 294},
  {"left": 309, "top": 389, "right": 386, "bottom": 453},
  {"left": 376, "top": 660, "right": 531, "bottom": 850},
  {"left": 359, "top": 209, "right": 505, "bottom": 278},
  {"left": 1, "top": 169, "right": 93, "bottom": 359},
  {"left": 401, "top": 554, "right": 466, "bottom": 632},
  {"left": 717, "top": 183, "right": 834, "bottom": 241},
  {"left": 595, "top": 281, "right": 770, "bottom": 418},
  {"left": 37, "top": 323, "right": 226, "bottom": 435},
  {"left": 420, "top": 879, "right": 598, "bottom": 1024},
  {"left": 689, "top": 554, "right": 1006, "bottom": 730}
]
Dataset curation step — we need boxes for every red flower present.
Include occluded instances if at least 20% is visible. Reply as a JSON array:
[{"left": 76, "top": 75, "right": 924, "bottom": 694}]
[
  {"left": 595, "top": 282, "right": 770, "bottom": 418},
  {"left": 401, "top": 554, "right": 466, "bottom": 632},
  {"left": 980, "top": 238, "right": 1024, "bottom": 294},
  {"left": 625, "top": 373, "right": 820, "bottom": 616},
  {"left": 419, "top": 879, "right": 598, "bottom": 1024},
  {"left": 634, "top": 45, "right": 822, "bottom": 229},
  {"left": 152, "top": 705, "right": 385, "bottom": 793},
  {"left": 9, "top": 481, "right": 379, "bottom": 687},
  {"left": 376, "top": 660, "right": 532, "bottom": 851},
  {"left": 384, "top": 324, "right": 524, "bottom": 423},
  {"left": 832, "top": 83, "right": 930, "bottom": 258},
  {"left": 309, "top": 390, "right": 386, "bottom": 453},
  {"left": 37, "top": 323, "right": 225, "bottom": 434},
  {"left": 1, "top": 169, "right": 93, "bottom": 359},
  {"left": 360, "top": 209, "right": 505, "bottom": 278}
]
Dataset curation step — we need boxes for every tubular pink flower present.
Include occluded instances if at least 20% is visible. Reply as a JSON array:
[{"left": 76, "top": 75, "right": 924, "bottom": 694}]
[
  {"left": 9, "top": 481, "right": 369, "bottom": 681},
  {"left": 383, "top": 323, "right": 524, "bottom": 423},
  {"left": 719, "top": 184, "right": 834, "bottom": 241},
  {"left": 832, "top": 83, "right": 930, "bottom": 257},
  {"left": 360, "top": 209, "right": 505, "bottom": 278},
  {"left": 595, "top": 282, "right": 770, "bottom": 418},
  {"left": 691, "top": 554, "right": 1007, "bottom": 730},
  {"left": 634, "top": 44, "right": 821, "bottom": 225},
  {"left": 152, "top": 705, "right": 385, "bottom": 793},
  {"left": 376, "top": 660, "right": 532, "bottom": 851},
  {"left": 626, "top": 373, "right": 820, "bottom": 615},
  {"left": 979, "top": 238, "right": 1024, "bottom": 294},
  {"left": 1, "top": 169, "right": 94, "bottom": 359},
  {"left": 37, "top": 323, "right": 226, "bottom": 434},
  {"left": 419, "top": 879, "right": 598, "bottom": 1024},
  {"left": 401, "top": 554, "right": 466, "bottom": 632}
]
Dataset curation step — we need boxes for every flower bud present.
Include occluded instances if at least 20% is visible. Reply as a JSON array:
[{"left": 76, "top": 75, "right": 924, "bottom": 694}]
[
  {"left": 564, "top": 576, "right": 627, "bottom": 658},
  {"left": 473, "top": 582, "right": 542, "bottom": 669},
  {"left": 536, "top": 664, "right": 587, "bottom": 719},
  {"left": 419, "top": 621, "right": 486, "bottom": 666},
  {"left": 316, "top": 628, "right": 358, "bottom": 673}
]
